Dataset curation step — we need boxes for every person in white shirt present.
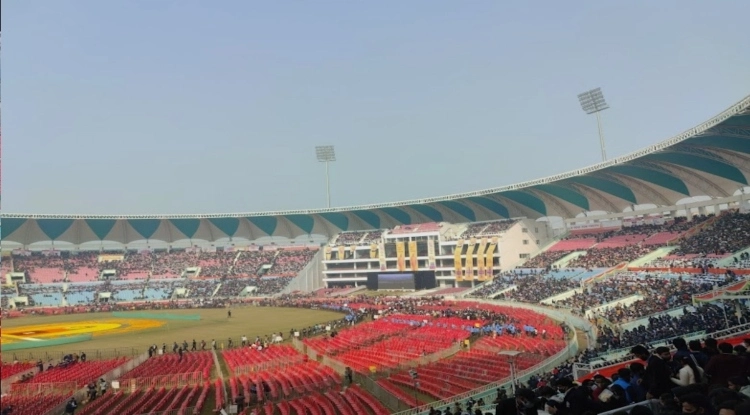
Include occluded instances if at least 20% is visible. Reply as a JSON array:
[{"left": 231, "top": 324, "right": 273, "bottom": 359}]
[{"left": 671, "top": 356, "right": 697, "bottom": 386}]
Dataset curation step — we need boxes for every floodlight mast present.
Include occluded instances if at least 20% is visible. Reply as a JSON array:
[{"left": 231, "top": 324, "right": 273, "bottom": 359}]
[
  {"left": 315, "top": 146, "right": 336, "bottom": 208},
  {"left": 578, "top": 88, "right": 610, "bottom": 162}
]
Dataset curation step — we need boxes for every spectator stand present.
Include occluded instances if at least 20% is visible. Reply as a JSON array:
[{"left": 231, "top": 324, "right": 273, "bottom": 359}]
[
  {"left": 379, "top": 300, "right": 593, "bottom": 415},
  {"left": 574, "top": 322, "right": 750, "bottom": 382}
]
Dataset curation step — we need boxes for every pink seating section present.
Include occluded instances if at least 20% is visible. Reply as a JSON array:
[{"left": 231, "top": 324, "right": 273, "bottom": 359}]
[
  {"left": 75, "top": 382, "right": 211, "bottom": 415},
  {"left": 391, "top": 222, "right": 442, "bottom": 235},
  {"left": 0, "top": 362, "right": 35, "bottom": 379},
  {"left": 121, "top": 272, "right": 150, "bottom": 280},
  {"left": 595, "top": 234, "right": 649, "bottom": 248},
  {"left": 66, "top": 267, "right": 100, "bottom": 282},
  {"left": 12, "top": 358, "right": 128, "bottom": 388},
  {"left": 120, "top": 351, "right": 213, "bottom": 380},
  {"left": 547, "top": 238, "right": 597, "bottom": 252},
  {"left": 642, "top": 231, "right": 683, "bottom": 245},
  {"left": 569, "top": 227, "right": 620, "bottom": 236},
  {"left": 28, "top": 267, "right": 65, "bottom": 283}
]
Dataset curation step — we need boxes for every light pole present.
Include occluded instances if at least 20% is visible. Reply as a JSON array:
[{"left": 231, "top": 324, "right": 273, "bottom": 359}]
[
  {"left": 498, "top": 351, "right": 521, "bottom": 396},
  {"left": 577, "top": 87, "right": 610, "bottom": 162},
  {"left": 409, "top": 369, "right": 419, "bottom": 407},
  {"left": 315, "top": 145, "right": 336, "bottom": 208}
]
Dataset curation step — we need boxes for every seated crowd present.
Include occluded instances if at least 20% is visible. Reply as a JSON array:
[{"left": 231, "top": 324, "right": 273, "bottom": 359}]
[
  {"left": 594, "top": 303, "right": 744, "bottom": 354},
  {"left": 552, "top": 273, "right": 738, "bottom": 317},
  {"left": 8, "top": 247, "right": 317, "bottom": 283},
  {"left": 461, "top": 220, "right": 517, "bottom": 239},
  {"left": 334, "top": 231, "right": 369, "bottom": 245},
  {"left": 499, "top": 274, "right": 580, "bottom": 303},
  {"left": 675, "top": 211, "right": 750, "bottom": 256},
  {"left": 596, "top": 273, "right": 741, "bottom": 324}
]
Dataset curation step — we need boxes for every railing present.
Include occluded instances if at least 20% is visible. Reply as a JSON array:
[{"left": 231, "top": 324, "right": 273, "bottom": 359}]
[
  {"left": 0, "top": 366, "right": 39, "bottom": 394},
  {"left": 277, "top": 249, "right": 325, "bottom": 295},
  {"left": 135, "top": 407, "right": 196, "bottom": 415},
  {"left": 386, "top": 298, "right": 596, "bottom": 415},
  {"left": 600, "top": 399, "right": 660, "bottom": 415},
  {"left": 3, "top": 346, "right": 142, "bottom": 364},
  {"left": 44, "top": 351, "right": 150, "bottom": 415},
  {"left": 475, "top": 299, "right": 598, "bottom": 342},
  {"left": 10, "top": 380, "right": 78, "bottom": 396},
  {"left": 577, "top": 322, "right": 750, "bottom": 378},
  {"left": 390, "top": 332, "right": 579, "bottom": 415},
  {"left": 232, "top": 355, "right": 307, "bottom": 376},
  {"left": 128, "top": 371, "right": 205, "bottom": 390},
  {"left": 591, "top": 330, "right": 707, "bottom": 362},
  {"left": 355, "top": 372, "right": 413, "bottom": 412},
  {"left": 211, "top": 349, "right": 228, "bottom": 412}
]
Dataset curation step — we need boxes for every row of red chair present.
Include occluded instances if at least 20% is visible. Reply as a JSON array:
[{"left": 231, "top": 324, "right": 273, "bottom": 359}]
[
  {"left": 77, "top": 382, "right": 210, "bottom": 415},
  {"left": 257, "top": 387, "right": 387, "bottom": 415},
  {"left": 335, "top": 325, "right": 469, "bottom": 373},
  {"left": 476, "top": 335, "right": 566, "bottom": 356},
  {"left": 0, "top": 362, "right": 35, "bottom": 380},
  {"left": 0, "top": 393, "right": 67, "bottom": 415},
  {"left": 121, "top": 351, "right": 213, "bottom": 380},
  {"left": 215, "top": 378, "right": 224, "bottom": 412},
  {"left": 234, "top": 361, "right": 340, "bottom": 401},
  {"left": 377, "top": 378, "right": 425, "bottom": 407},
  {"left": 303, "top": 320, "right": 411, "bottom": 355},
  {"left": 222, "top": 345, "right": 302, "bottom": 373},
  {"left": 15, "top": 358, "right": 128, "bottom": 387}
]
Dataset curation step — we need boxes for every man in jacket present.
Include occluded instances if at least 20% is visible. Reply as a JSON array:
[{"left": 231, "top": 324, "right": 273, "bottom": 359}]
[{"left": 631, "top": 345, "right": 673, "bottom": 398}]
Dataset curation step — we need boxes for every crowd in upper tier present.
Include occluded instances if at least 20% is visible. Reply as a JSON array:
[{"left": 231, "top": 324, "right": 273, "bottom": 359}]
[
  {"left": 522, "top": 216, "right": 714, "bottom": 269},
  {"left": 9, "top": 247, "right": 318, "bottom": 284}
]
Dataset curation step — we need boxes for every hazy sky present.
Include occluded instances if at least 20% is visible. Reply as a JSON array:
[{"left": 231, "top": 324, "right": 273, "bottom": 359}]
[{"left": 3, "top": 1, "right": 749, "bottom": 215}]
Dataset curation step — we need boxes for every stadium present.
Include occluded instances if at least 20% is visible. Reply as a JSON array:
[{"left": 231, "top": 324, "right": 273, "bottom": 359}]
[{"left": 1, "top": 93, "right": 750, "bottom": 415}]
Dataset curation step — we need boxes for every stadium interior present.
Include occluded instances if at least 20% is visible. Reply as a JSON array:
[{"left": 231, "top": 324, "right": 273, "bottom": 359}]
[{"left": 2, "top": 96, "right": 750, "bottom": 415}]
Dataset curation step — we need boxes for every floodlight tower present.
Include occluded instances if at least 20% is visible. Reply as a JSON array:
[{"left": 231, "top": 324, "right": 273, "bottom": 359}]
[
  {"left": 577, "top": 88, "right": 610, "bottom": 162},
  {"left": 315, "top": 145, "right": 336, "bottom": 208}
]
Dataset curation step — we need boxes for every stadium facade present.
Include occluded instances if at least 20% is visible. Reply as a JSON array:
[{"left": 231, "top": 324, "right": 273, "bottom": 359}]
[{"left": 1, "top": 94, "right": 749, "bottom": 247}]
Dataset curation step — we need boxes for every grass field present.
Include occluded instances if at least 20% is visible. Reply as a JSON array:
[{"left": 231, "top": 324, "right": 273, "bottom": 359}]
[{"left": 1, "top": 306, "right": 344, "bottom": 363}]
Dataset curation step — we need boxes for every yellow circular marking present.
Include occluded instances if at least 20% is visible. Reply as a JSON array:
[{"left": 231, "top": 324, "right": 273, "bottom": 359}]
[{"left": 0, "top": 319, "right": 165, "bottom": 344}]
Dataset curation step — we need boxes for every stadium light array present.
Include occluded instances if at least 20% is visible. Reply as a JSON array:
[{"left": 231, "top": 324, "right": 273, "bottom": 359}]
[
  {"left": 315, "top": 145, "right": 336, "bottom": 208},
  {"left": 577, "top": 87, "right": 610, "bottom": 162}
]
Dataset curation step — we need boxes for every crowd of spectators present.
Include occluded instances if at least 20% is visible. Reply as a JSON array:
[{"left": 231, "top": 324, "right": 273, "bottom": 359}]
[
  {"left": 521, "top": 217, "right": 713, "bottom": 271},
  {"left": 521, "top": 251, "right": 574, "bottom": 269},
  {"left": 594, "top": 303, "right": 746, "bottom": 353},
  {"left": 266, "top": 249, "right": 316, "bottom": 276},
  {"left": 7, "top": 246, "right": 319, "bottom": 286},
  {"left": 361, "top": 230, "right": 384, "bottom": 244},
  {"left": 499, "top": 274, "right": 580, "bottom": 303},
  {"left": 594, "top": 273, "right": 741, "bottom": 324},
  {"left": 254, "top": 277, "right": 294, "bottom": 296},
  {"left": 468, "top": 276, "right": 511, "bottom": 298},
  {"left": 567, "top": 245, "right": 656, "bottom": 268},
  {"left": 231, "top": 251, "right": 276, "bottom": 277},
  {"left": 460, "top": 220, "right": 517, "bottom": 239},
  {"left": 675, "top": 211, "right": 750, "bottom": 256},
  {"left": 648, "top": 255, "right": 725, "bottom": 269},
  {"left": 334, "top": 231, "right": 369, "bottom": 245},
  {"left": 552, "top": 277, "right": 647, "bottom": 311}
]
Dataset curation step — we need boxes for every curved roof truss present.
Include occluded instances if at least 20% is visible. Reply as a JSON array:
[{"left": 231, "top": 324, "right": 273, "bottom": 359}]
[{"left": 2, "top": 94, "right": 749, "bottom": 245}]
